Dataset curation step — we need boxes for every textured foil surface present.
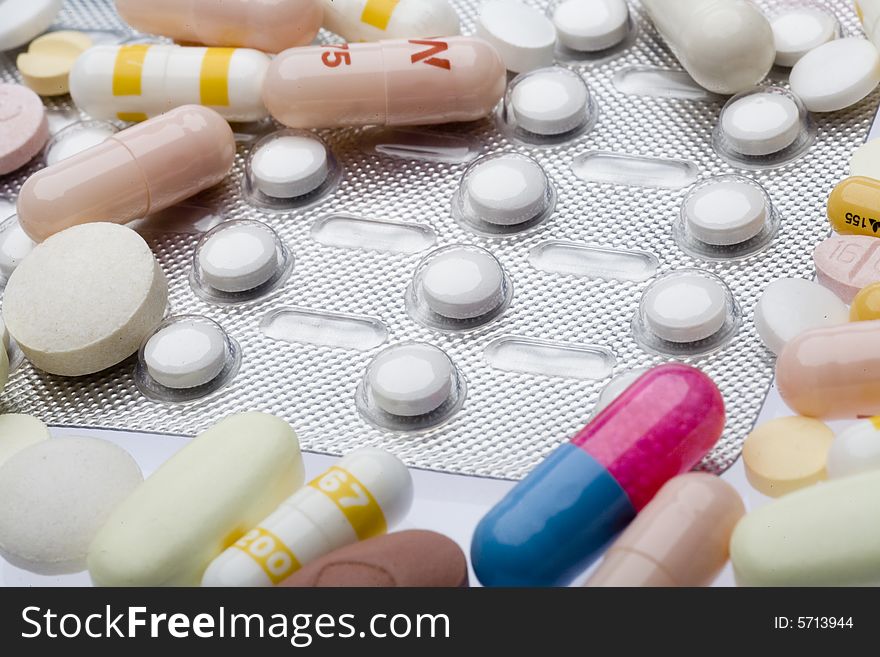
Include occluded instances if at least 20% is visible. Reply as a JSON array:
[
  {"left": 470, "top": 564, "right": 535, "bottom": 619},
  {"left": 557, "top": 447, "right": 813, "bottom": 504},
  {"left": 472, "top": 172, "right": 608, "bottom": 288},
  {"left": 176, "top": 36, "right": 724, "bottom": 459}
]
[{"left": 0, "top": 0, "right": 871, "bottom": 478}]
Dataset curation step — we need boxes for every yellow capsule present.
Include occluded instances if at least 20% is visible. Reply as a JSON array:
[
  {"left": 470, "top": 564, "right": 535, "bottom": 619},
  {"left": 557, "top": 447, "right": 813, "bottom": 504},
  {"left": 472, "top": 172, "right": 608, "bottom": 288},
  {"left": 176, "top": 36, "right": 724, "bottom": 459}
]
[
  {"left": 851, "top": 281, "right": 880, "bottom": 320},
  {"left": 827, "top": 176, "right": 880, "bottom": 237}
]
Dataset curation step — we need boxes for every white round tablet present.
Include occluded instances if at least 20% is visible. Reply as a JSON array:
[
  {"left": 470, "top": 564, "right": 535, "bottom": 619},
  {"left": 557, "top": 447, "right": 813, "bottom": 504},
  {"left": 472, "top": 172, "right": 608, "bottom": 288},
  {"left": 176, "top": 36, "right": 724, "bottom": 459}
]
[
  {"left": 144, "top": 319, "right": 228, "bottom": 389},
  {"left": 849, "top": 137, "right": 880, "bottom": 179},
  {"left": 0, "top": 0, "right": 62, "bottom": 51},
  {"left": 46, "top": 122, "right": 116, "bottom": 165},
  {"left": 0, "top": 436, "right": 142, "bottom": 575},
  {"left": 0, "top": 218, "right": 34, "bottom": 279},
  {"left": 367, "top": 343, "right": 454, "bottom": 417},
  {"left": 754, "top": 277, "right": 848, "bottom": 355},
  {"left": 510, "top": 68, "right": 589, "bottom": 135},
  {"left": 770, "top": 7, "right": 837, "bottom": 67},
  {"left": 421, "top": 247, "right": 505, "bottom": 319},
  {"left": 643, "top": 274, "right": 727, "bottom": 343},
  {"left": 593, "top": 367, "right": 647, "bottom": 416},
  {"left": 198, "top": 222, "right": 280, "bottom": 293},
  {"left": 552, "top": 0, "right": 629, "bottom": 52},
  {"left": 251, "top": 134, "right": 329, "bottom": 199},
  {"left": 721, "top": 92, "right": 801, "bottom": 156},
  {"left": 789, "top": 37, "right": 880, "bottom": 113},
  {"left": 826, "top": 421, "right": 880, "bottom": 479},
  {"left": 476, "top": 0, "right": 557, "bottom": 73},
  {"left": 0, "top": 413, "right": 50, "bottom": 469},
  {"left": 465, "top": 155, "right": 550, "bottom": 225},
  {"left": 684, "top": 179, "right": 768, "bottom": 246}
]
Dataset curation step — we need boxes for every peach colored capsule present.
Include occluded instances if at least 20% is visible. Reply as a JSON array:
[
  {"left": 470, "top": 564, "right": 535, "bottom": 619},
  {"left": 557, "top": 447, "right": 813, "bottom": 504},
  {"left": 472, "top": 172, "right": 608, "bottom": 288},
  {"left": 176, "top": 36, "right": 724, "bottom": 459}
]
[
  {"left": 114, "top": 0, "right": 323, "bottom": 54},
  {"left": 16, "top": 105, "right": 235, "bottom": 242},
  {"left": 263, "top": 37, "right": 506, "bottom": 129},
  {"left": 777, "top": 320, "right": 880, "bottom": 419}
]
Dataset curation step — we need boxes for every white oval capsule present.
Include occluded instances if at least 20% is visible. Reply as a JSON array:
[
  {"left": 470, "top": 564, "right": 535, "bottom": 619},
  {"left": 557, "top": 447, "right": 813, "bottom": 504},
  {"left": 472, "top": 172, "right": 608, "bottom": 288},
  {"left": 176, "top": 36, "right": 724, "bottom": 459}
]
[
  {"left": 202, "top": 447, "right": 413, "bottom": 586},
  {"left": 321, "top": 0, "right": 460, "bottom": 43},
  {"left": 826, "top": 419, "right": 880, "bottom": 479},
  {"left": 70, "top": 44, "right": 270, "bottom": 122}
]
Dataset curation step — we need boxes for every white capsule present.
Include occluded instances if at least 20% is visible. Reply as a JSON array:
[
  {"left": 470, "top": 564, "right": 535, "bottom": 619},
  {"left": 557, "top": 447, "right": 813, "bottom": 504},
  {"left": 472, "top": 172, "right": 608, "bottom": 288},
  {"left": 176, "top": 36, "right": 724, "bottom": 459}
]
[
  {"left": 643, "top": 273, "right": 727, "bottom": 343},
  {"left": 552, "top": 0, "right": 629, "bottom": 52},
  {"left": 367, "top": 343, "right": 454, "bottom": 417},
  {"left": 476, "top": 0, "right": 556, "bottom": 73},
  {"left": 827, "top": 419, "right": 880, "bottom": 479},
  {"left": 684, "top": 179, "right": 767, "bottom": 246},
  {"left": 144, "top": 318, "right": 228, "bottom": 389},
  {"left": 321, "top": 0, "right": 460, "bottom": 42},
  {"left": 251, "top": 135, "right": 329, "bottom": 199},
  {"left": 464, "top": 155, "right": 550, "bottom": 226},
  {"left": 197, "top": 222, "right": 280, "bottom": 293},
  {"left": 201, "top": 447, "right": 413, "bottom": 586},
  {"left": 770, "top": 7, "right": 837, "bottom": 67},
  {"left": 510, "top": 67, "right": 589, "bottom": 136},
  {"left": 720, "top": 92, "right": 801, "bottom": 156},
  {"left": 70, "top": 44, "right": 270, "bottom": 122},
  {"left": 421, "top": 247, "right": 505, "bottom": 320}
]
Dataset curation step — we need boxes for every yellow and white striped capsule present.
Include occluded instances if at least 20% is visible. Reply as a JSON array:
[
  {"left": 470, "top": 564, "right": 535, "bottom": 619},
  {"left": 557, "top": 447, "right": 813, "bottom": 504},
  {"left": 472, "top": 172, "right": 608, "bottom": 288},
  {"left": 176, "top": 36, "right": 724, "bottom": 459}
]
[
  {"left": 201, "top": 447, "right": 413, "bottom": 586},
  {"left": 322, "top": 0, "right": 460, "bottom": 42},
  {"left": 69, "top": 44, "right": 270, "bottom": 122}
]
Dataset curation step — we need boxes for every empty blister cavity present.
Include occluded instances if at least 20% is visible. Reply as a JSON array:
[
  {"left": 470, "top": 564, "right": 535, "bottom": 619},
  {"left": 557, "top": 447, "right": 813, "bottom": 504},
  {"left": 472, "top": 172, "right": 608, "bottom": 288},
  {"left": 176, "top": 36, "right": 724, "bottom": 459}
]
[
  {"left": 529, "top": 241, "right": 658, "bottom": 281},
  {"left": 191, "top": 220, "right": 293, "bottom": 304},
  {"left": 243, "top": 130, "right": 340, "bottom": 210},
  {"left": 453, "top": 153, "right": 556, "bottom": 235},
  {"left": 497, "top": 66, "right": 597, "bottom": 145},
  {"left": 0, "top": 215, "right": 34, "bottom": 283},
  {"left": 484, "top": 336, "right": 615, "bottom": 380},
  {"left": 43, "top": 119, "right": 117, "bottom": 166},
  {"left": 406, "top": 245, "right": 513, "bottom": 331},
  {"left": 714, "top": 86, "right": 813, "bottom": 168},
  {"left": 572, "top": 151, "right": 699, "bottom": 189},
  {"left": 551, "top": 0, "right": 635, "bottom": 63},
  {"left": 356, "top": 343, "right": 466, "bottom": 432},
  {"left": 310, "top": 214, "right": 437, "bottom": 254},
  {"left": 770, "top": 6, "right": 839, "bottom": 67},
  {"left": 633, "top": 270, "right": 740, "bottom": 356},
  {"left": 612, "top": 66, "right": 717, "bottom": 100},
  {"left": 135, "top": 315, "right": 241, "bottom": 403},
  {"left": 357, "top": 128, "right": 481, "bottom": 164},
  {"left": 674, "top": 174, "right": 779, "bottom": 260},
  {"left": 261, "top": 308, "right": 388, "bottom": 351}
]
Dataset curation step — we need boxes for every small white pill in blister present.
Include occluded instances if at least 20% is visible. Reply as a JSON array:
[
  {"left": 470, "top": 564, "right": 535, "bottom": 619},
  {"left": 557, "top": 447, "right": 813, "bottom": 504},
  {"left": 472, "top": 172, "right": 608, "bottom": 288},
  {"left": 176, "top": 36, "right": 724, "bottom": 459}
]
[
  {"left": 198, "top": 223, "right": 280, "bottom": 293},
  {"left": 770, "top": 7, "right": 837, "bottom": 67},
  {"left": 46, "top": 123, "right": 115, "bottom": 165},
  {"left": 684, "top": 179, "right": 767, "bottom": 246},
  {"left": 754, "top": 277, "right": 848, "bottom": 355},
  {"left": 465, "top": 155, "right": 549, "bottom": 225},
  {"left": 552, "top": 0, "right": 629, "bottom": 52},
  {"left": 476, "top": 0, "right": 556, "bottom": 73},
  {"left": 0, "top": 220, "right": 35, "bottom": 279},
  {"left": 144, "top": 320, "right": 228, "bottom": 389},
  {"left": 251, "top": 135, "right": 329, "bottom": 199},
  {"left": 510, "top": 68, "right": 589, "bottom": 135},
  {"left": 721, "top": 93, "right": 801, "bottom": 156},
  {"left": 421, "top": 247, "right": 505, "bottom": 319},
  {"left": 789, "top": 37, "right": 880, "bottom": 113},
  {"left": 593, "top": 367, "right": 647, "bottom": 416},
  {"left": 643, "top": 274, "right": 727, "bottom": 343},
  {"left": 367, "top": 343, "right": 454, "bottom": 417}
]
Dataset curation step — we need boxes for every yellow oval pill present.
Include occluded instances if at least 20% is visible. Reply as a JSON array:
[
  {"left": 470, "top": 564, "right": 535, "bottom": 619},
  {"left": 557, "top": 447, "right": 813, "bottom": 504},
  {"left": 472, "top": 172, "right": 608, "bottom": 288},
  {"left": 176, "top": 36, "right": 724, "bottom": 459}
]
[
  {"left": 16, "top": 31, "right": 92, "bottom": 96},
  {"left": 827, "top": 175, "right": 880, "bottom": 238},
  {"left": 742, "top": 416, "right": 833, "bottom": 497},
  {"left": 851, "top": 281, "right": 880, "bottom": 320}
]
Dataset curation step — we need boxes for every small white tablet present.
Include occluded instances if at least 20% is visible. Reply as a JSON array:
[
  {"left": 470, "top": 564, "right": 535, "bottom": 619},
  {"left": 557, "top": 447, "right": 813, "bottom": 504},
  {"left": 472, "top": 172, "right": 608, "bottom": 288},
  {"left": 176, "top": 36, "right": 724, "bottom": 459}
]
[
  {"left": 789, "top": 37, "right": 880, "bottom": 112},
  {"left": 197, "top": 222, "right": 280, "bottom": 293},
  {"left": 367, "top": 343, "right": 454, "bottom": 417},
  {"left": 770, "top": 7, "right": 837, "bottom": 67},
  {"left": 684, "top": 179, "right": 767, "bottom": 245},
  {"left": 144, "top": 319, "right": 228, "bottom": 389},
  {"left": 251, "top": 134, "right": 329, "bottom": 199},
  {"left": 643, "top": 274, "right": 727, "bottom": 343},
  {"left": 552, "top": 0, "right": 629, "bottom": 52},
  {"left": 421, "top": 247, "right": 505, "bottom": 319},
  {"left": 476, "top": 0, "right": 557, "bottom": 73},
  {"left": 510, "top": 67, "right": 589, "bottom": 135},
  {"left": 464, "top": 155, "right": 550, "bottom": 225},
  {"left": 720, "top": 92, "right": 801, "bottom": 156}
]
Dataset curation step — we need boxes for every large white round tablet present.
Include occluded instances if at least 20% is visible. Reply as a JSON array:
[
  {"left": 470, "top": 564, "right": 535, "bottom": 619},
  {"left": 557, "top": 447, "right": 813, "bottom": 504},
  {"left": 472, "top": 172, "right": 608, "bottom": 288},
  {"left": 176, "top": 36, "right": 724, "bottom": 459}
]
[
  {"left": 367, "top": 343, "right": 454, "bottom": 417},
  {"left": 721, "top": 93, "right": 801, "bottom": 156},
  {"left": 0, "top": 414, "right": 50, "bottom": 469},
  {"left": 0, "top": 436, "right": 143, "bottom": 575},
  {"left": 643, "top": 274, "right": 727, "bottom": 343},
  {"left": 476, "top": 0, "right": 556, "bottom": 73},
  {"left": 144, "top": 320, "right": 228, "bottom": 389},
  {"left": 421, "top": 248, "right": 505, "bottom": 319},
  {"left": 198, "top": 222, "right": 280, "bottom": 293},
  {"left": 552, "top": 0, "right": 629, "bottom": 52},
  {"left": 251, "top": 135, "right": 328, "bottom": 199},
  {"left": 789, "top": 37, "right": 880, "bottom": 112},
  {"left": 2, "top": 223, "right": 168, "bottom": 376},
  {"left": 510, "top": 68, "right": 589, "bottom": 135},
  {"left": 0, "top": 218, "right": 34, "bottom": 279},
  {"left": 826, "top": 421, "right": 880, "bottom": 479},
  {"left": 592, "top": 367, "right": 647, "bottom": 416},
  {"left": 754, "top": 277, "right": 848, "bottom": 355},
  {"left": 684, "top": 179, "right": 767, "bottom": 245},
  {"left": 0, "top": 0, "right": 63, "bottom": 51},
  {"left": 849, "top": 137, "right": 880, "bottom": 179},
  {"left": 770, "top": 7, "right": 837, "bottom": 67},
  {"left": 465, "top": 156, "right": 549, "bottom": 225}
]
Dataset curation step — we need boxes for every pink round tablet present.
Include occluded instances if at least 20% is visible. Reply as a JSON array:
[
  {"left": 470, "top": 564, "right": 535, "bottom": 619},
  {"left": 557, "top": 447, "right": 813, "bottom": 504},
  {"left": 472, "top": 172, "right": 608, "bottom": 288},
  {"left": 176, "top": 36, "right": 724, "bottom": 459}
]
[{"left": 0, "top": 83, "right": 49, "bottom": 175}]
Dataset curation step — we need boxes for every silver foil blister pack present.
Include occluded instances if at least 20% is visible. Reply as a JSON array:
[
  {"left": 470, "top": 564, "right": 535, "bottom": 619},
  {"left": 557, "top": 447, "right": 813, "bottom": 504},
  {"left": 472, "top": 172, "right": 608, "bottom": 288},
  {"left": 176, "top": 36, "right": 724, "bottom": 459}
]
[{"left": 0, "top": 0, "right": 873, "bottom": 478}]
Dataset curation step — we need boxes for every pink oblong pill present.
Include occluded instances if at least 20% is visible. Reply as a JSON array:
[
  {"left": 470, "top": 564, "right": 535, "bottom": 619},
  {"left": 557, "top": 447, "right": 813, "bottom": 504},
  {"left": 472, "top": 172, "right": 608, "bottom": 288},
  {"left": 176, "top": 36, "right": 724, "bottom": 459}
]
[
  {"left": 813, "top": 233, "right": 880, "bottom": 302},
  {"left": 0, "top": 83, "right": 49, "bottom": 175}
]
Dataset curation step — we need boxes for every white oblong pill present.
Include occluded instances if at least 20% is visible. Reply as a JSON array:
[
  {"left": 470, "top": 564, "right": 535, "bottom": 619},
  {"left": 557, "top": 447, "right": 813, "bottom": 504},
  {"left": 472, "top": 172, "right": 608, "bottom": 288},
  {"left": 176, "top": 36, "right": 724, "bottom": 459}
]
[
  {"left": 421, "top": 247, "right": 505, "bottom": 319},
  {"left": 826, "top": 419, "right": 880, "bottom": 479},
  {"left": 510, "top": 67, "right": 589, "bottom": 136},
  {"left": 476, "top": 0, "right": 556, "bottom": 73},
  {"left": 144, "top": 319, "right": 228, "bottom": 389},
  {"left": 0, "top": 218, "right": 35, "bottom": 279},
  {"left": 251, "top": 134, "right": 329, "bottom": 199},
  {"left": 321, "top": 0, "right": 461, "bottom": 42},
  {"left": 720, "top": 92, "right": 801, "bottom": 156},
  {"left": 0, "top": 0, "right": 62, "bottom": 51},
  {"left": 684, "top": 179, "right": 767, "bottom": 246},
  {"left": 197, "top": 222, "right": 280, "bottom": 293},
  {"left": 0, "top": 413, "right": 50, "bottom": 469},
  {"left": 367, "top": 343, "right": 454, "bottom": 416},
  {"left": 0, "top": 436, "right": 142, "bottom": 575},
  {"left": 789, "top": 37, "right": 880, "bottom": 113},
  {"left": 754, "top": 277, "right": 849, "bottom": 355},
  {"left": 465, "top": 155, "right": 549, "bottom": 225},
  {"left": 552, "top": 0, "right": 629, "bottom": 52},
  {"left": 643, "top": 273, "right": 727, "bottom": 343},
  {"left": 770, "top": 7, "right": 837, "bottom": 67}
]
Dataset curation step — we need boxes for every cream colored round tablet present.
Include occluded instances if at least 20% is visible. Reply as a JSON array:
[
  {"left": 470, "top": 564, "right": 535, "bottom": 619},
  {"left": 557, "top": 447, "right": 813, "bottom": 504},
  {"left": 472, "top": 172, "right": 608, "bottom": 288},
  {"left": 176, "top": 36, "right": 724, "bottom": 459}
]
[
  {"left": 0, "top": 414, "right": 50, "bottom": 469},
  {"left": 849, "top": 137, "right": 880, "bottom": 180},
  {"left": 2, "top": 223, "right": 168, "bottom": 376},
  {"left": 742, "top": 416, "right": 833, "bottom": 498},
  {"left": 0, "top": 436, "right": 143, "bottom": 575}
]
